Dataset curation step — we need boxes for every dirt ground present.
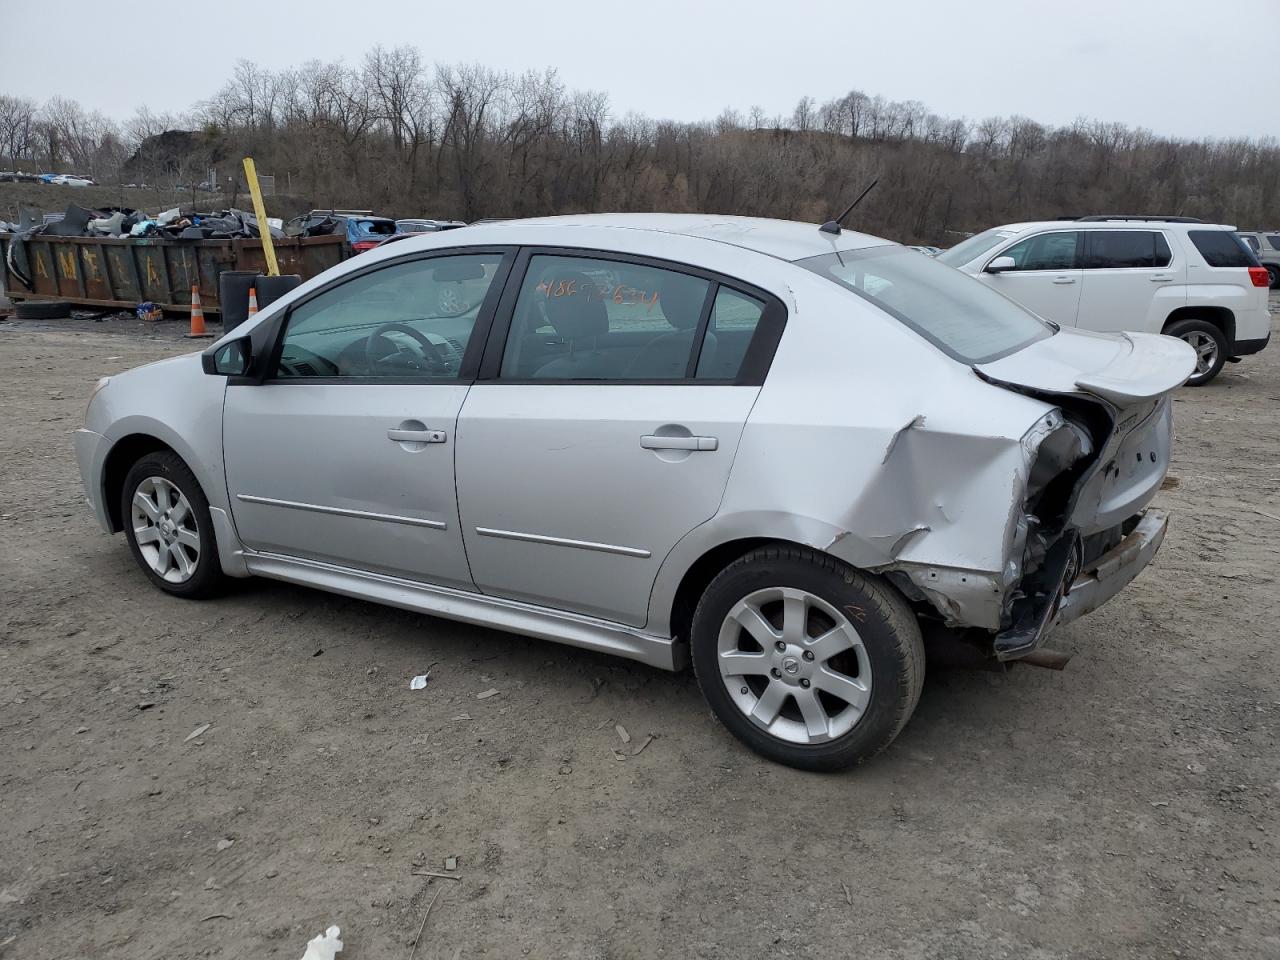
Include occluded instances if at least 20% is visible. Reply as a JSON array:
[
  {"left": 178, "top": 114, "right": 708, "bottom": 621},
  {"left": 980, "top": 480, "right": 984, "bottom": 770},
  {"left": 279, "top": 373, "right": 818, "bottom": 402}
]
[{"left": 2, "top": 302, "right": 1279, "bottom": 960}]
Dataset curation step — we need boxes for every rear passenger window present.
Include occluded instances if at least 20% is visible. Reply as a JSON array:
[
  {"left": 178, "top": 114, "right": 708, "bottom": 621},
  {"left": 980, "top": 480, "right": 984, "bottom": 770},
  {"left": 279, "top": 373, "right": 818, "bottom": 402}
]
[
  {"left": 695, "top": 288, "right": 765, "bottom": 379},
  {"left": 1085, "top": 231, "right": 1171, "bottom": 269},
  {"left": 1189, "top": 230, "right": 1259, "bottom": 268},
  {"left": 1241, "top": 235, "right": 1262, "bottom": 252},
  {"left": 996, "top": 231, "right": 1079, "bottom": 270},
  {"left": 499, "top": 255, "right": 712, "bottom": 380},
  {"left": 1267, "top": 235, "right": 1280, "bottom": 251}
]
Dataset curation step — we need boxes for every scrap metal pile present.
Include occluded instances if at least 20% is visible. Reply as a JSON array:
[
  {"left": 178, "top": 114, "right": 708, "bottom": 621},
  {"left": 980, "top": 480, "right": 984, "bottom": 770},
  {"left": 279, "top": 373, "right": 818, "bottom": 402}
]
[{"left": 2, "top": 203, "right": 286, "bottom": 292}]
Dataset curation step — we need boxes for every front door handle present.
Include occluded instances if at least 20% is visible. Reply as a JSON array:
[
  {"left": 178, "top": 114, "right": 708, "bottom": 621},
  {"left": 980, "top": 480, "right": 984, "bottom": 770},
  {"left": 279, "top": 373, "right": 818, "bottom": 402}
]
[
  {"left": 1051, "top": 276, "right": 1076, "bottom": 284},
  {"left": 388, "top": 428, "right": 447, "bottom": 443},
  {"left": 640, "top": 434, "right": 718, "bottom": 451}
]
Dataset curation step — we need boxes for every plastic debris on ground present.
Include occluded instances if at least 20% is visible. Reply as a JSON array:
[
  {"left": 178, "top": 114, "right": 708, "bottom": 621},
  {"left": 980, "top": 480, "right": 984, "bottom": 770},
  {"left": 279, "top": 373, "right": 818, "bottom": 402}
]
[
  {"left": 409, "top": 674, "right": 430, "bottom": 691},
  {"left": 298, "top": 925, "right": 343, "bottom": 960}
]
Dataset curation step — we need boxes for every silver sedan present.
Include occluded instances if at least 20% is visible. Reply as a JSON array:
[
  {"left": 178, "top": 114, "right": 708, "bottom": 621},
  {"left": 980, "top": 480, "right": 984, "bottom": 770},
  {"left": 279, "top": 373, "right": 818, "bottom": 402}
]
[{"left": 75, "top": 214, "right": 1194, "bottom": 770}]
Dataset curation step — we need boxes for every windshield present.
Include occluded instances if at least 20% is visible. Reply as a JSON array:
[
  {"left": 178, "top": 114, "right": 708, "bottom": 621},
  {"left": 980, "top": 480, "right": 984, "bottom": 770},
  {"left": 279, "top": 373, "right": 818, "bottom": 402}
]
[
  {"left": 798, "top": 247, "right": 1053, "bottom": 364},
  {"left": 936, "top": 228, "right": 1016, "bottom": 267}
]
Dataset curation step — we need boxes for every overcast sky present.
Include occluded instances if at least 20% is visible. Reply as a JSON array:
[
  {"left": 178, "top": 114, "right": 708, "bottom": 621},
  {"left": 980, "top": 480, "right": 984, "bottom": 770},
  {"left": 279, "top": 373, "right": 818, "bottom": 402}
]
[{"left": 5, "top": 0, "right": 1277, "bottom": 140}]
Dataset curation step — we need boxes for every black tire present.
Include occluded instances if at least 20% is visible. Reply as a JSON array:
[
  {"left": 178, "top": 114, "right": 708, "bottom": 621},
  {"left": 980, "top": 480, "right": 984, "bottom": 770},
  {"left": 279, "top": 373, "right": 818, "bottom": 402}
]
[
  {"left": 1164, "top": 318, "right": 1227, "bottom": 386},
  {"left": 14, "top": 299, "right": 72, "bottom": 319},
  {"left": 1266, "top": 264, "right": 1280, "bottom": 290},
  {"left": 690, "top": 545, "right": 925, "bottom": 772},
  {"left": 120, "top": 451, "right": 224, "bottom": 599}
]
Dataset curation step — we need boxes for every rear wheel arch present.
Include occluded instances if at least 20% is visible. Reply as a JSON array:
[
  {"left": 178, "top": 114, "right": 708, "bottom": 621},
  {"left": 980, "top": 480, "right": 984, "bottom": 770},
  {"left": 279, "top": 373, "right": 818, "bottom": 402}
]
[
  {"left": 1162, "top": 306, "right": 1235, "bottom": 348},
  {"left": 103, "top": 434, "right": 178, "bottom": 532},
  {"left": 667, "top": 536, "right": 919, "bottom": 650}
]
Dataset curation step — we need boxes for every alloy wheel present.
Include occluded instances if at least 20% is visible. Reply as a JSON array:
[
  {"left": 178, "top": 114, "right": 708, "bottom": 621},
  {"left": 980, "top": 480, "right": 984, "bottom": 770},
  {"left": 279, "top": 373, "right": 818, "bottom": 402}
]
[
  {"left": 716, "top": 586, "right": 872, "bottom": 745},
  {"left": 131, "top": 476, "right": 200, "bottom": 584},
  {"left": 1181, "top": 331, "right": 1219, "bottom": 378}
]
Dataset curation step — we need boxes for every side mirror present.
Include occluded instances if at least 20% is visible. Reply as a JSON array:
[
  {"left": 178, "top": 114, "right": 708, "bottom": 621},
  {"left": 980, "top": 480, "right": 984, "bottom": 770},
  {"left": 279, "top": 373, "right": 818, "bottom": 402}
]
[
  {"left": 986, "top": 256, "right": 1017, "bottom": 274},
  {"left": 203, "top": 337, "right": 251, "bottom": 376}
]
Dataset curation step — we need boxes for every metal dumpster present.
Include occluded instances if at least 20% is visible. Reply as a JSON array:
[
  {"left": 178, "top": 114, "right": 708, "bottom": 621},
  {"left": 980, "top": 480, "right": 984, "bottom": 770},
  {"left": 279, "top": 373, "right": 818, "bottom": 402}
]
[{"left": 0, "top": 233, "right": 346, "bottom": 315}]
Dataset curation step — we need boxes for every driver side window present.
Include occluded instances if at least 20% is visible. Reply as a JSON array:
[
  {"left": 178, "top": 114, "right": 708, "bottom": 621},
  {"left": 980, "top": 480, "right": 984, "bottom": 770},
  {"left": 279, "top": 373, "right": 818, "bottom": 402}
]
[{"left": 275, "top": 253, "right": 503, "bottom": 380}]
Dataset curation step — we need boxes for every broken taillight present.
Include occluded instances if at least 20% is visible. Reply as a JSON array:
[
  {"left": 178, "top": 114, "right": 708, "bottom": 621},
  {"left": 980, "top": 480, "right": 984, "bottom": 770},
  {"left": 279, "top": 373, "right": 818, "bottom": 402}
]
[{"left": 1248, "top": 266, "right": 1270, "bottom": 287}]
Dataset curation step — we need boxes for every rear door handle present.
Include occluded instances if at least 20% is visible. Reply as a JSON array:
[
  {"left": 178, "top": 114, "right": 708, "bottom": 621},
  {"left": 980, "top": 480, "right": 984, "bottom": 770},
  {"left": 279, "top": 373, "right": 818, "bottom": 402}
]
[
  {"left": 388, "top": 428, "right": 447, "bottom": 443},
  {"left": 1051, "top": 276, "right": 1076, "bottom": 284},
  {"left": 1149, "top": 274, "right": 1174, "bottom": 282},
  {"left": 640, "top": 435, "right": 718, "bottom": 451}
]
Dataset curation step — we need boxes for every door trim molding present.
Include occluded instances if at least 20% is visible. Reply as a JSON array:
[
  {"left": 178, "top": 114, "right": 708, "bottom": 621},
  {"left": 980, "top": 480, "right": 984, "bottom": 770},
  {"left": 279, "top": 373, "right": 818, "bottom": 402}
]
[
  {"left": 474, "top": 526, "right": 651, "bottom": 558},
  {"left": 235, "top": 493, "right": 447, "bottom": 530},
  {"left": 241, "top": 550, "right": 681, "bottom": 671}
]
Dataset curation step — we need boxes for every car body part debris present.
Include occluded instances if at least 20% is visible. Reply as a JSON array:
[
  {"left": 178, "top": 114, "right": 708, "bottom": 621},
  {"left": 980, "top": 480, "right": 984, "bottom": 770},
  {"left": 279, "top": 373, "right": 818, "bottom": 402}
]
[{"left": 184, "top": 723, "right": 211, "bottom": 743}]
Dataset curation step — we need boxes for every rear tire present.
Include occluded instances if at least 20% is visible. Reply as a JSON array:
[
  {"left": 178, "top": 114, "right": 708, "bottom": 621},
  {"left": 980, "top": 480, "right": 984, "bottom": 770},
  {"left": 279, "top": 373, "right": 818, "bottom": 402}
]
[
  {"left": 690, "top": 545, "right": 924, "bottom": 772},
  {"left": 1165, "top": 318, "right": 1227, "bottom": 386},
  {"left": 1266, "top": 264, "right": 1280, "bottom": 290},
  {"left": 121, "top": 451, "right": 224, "bottom": 599},
  {"left": 14, "top": 299, "right": 72, "bottom": 319}
]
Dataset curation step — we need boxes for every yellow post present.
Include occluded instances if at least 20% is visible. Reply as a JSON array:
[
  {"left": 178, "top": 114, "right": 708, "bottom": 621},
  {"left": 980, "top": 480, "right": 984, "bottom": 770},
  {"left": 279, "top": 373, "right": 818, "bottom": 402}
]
[{"left": 242, "top": 157, "right": 279, "bottom": 277}]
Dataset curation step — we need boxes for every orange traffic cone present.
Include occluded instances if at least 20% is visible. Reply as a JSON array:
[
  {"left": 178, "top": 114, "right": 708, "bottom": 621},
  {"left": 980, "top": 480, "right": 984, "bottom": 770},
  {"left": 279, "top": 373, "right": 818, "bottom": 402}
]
[
  {"left": 186, "top": 284, "right": 213, "bottom": 339},
  {"left": 247, "top": 287, "right": 259, "bottom": 317}
]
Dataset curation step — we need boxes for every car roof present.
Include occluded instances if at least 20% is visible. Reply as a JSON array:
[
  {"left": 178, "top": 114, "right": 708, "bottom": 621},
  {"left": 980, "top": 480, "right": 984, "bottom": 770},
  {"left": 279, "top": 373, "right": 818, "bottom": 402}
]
[{"left": 459, "top": 213, "right": 892, "bottom": 262}]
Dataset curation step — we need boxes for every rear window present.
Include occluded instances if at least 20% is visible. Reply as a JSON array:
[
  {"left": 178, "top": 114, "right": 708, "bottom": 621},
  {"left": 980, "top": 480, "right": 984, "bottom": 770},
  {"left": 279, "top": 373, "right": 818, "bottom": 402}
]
[
  {"left": 1086, "top": 231, "right": 1172, "bottom": 268},
  {"left": 935, "top": 228, "right": 1015, "bottom": 267},
  {"left": 1267, "top": 235, "right": 1280, "bottom": 251},
  {"left": 352, "top": 219, "right": 396, "bottom": 239},
  {"left": 1189, "top": 230, "right": 1259, "bottom": 268},
  {"left": 799, "top": 247, "right": 1052, "bottom": 364}
]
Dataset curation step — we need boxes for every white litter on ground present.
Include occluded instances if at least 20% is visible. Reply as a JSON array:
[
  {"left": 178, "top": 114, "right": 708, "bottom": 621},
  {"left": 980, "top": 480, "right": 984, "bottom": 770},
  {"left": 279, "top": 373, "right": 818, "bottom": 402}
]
[{"left": 299, "top": 925, "right": 343, "bottom": 960}]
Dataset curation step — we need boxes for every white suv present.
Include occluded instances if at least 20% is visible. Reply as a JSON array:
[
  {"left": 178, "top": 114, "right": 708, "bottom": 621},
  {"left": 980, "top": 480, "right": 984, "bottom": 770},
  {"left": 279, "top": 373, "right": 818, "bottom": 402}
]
[{"left": 938, "top": 217, "right": 1272, "bottom": 385}]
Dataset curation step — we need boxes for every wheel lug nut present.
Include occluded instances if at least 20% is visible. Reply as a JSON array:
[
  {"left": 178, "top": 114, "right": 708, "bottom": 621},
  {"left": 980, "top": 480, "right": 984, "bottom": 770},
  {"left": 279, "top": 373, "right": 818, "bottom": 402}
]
[
  {"left": 775, "top": 641, "right": 786, "bottom": 652},
  {"left": 802, "top": 651, "right": 815, "bottom": 661},
  {"left": 800, "top": 678, "right": 811, "bottom": 688},
  {"left": 770, "top": 668, "right": 781, "bottom": 679},
  {"left": 740, "top": 686, "right": 748, "bottom": 695}
]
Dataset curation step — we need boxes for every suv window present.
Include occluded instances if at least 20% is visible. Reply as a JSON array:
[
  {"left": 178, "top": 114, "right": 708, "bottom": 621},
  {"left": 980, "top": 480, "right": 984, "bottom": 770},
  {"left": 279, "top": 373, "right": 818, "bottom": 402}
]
[
  {"left": 275, "top": 253, "right": 503, "bottom": 379},
  {"left": 1240, "top": 234, "right": 1262, "bottom": 252},
  {"left": 996, "top": 231, "right": 1080, "bottom": 270},
  {"left": 500, "top": 254, "right": 732, "bottom": 381},
  {"left": 1188, "top": 230, "right": 1259, "bottom": 268},
  {"left": 799, "top": 246, "right": 1052, "bottom": 364},
  {"left": 1267, "top": 235, "right": 1280, "bottom": 251},
  {"left": 935, "top": 228, "right": 1015, "bottom": 267},
  {"left": 1085, "top": 231, "right": 1172, "bottom": 269}
]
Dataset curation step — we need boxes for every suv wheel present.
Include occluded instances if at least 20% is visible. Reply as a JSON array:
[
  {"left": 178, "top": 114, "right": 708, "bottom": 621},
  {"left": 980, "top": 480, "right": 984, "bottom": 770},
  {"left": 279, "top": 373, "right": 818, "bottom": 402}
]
[
  {"left": 1165, "top": 318, "right": 1227, "bottom": 386},
  {"left": 1266, "top": 264, "right": 1280, "bottom": 290},
  {"left": 121, "top": 451, "right": 224, "bottom": 598},
  {"left": 690, "top": 545, "right": 924, "bottom": 771}
]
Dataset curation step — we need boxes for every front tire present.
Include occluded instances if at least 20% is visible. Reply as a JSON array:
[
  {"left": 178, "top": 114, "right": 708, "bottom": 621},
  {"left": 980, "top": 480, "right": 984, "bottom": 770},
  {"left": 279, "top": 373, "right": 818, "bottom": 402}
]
[
  {"left": 1165, "top": 318, "right": 1227, "bottom": 386},
  {"left": 690, "top": 545, "right": 925, "bottom": 772},
  {"left": 121, "top": 451, "right": 223, "bottom": 598}
]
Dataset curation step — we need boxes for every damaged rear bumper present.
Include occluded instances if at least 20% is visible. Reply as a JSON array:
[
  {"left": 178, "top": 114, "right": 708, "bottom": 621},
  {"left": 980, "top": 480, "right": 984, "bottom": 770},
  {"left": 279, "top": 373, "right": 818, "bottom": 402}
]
[{"left": 994, "top": 508, "right": 1168, "bottom": 661}]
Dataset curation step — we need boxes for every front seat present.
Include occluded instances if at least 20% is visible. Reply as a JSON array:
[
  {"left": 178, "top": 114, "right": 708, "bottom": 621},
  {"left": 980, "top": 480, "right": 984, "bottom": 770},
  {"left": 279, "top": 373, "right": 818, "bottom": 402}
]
[
  {"left": 626, "top": 275, "right": 715, "bottom": 378},
  {"left": 532, "top": 272, "right": 615, "bottom": 379}
]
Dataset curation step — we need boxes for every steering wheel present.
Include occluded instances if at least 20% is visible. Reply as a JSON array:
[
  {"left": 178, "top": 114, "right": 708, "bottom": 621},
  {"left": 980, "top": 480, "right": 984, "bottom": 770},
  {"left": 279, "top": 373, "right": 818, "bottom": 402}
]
[{"left": 363, "top": 322, "right": 452, "bottom": 374}]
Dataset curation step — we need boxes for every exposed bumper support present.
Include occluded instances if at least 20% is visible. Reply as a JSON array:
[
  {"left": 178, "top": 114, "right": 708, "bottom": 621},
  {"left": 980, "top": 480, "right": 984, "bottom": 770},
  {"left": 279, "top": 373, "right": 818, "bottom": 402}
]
[
  {"left": 994, "top": 508, "right": 1168, "bottom": 661},
  {"left": 1055, "top": 508, "right": 1168, "bottom": 628}
]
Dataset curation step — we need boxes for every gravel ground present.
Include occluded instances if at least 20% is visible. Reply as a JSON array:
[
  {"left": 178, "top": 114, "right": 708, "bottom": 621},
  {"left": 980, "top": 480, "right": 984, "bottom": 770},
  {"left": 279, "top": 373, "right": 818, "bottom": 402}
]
[{"left": 2, "top": 303, "right": 1279, "bottom": 959}]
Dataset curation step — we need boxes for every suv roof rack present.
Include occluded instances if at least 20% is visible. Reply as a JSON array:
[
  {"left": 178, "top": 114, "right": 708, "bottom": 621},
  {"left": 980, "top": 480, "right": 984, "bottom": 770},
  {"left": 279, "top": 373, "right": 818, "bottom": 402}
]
[{"left": 1075, "top": 215, "right": 1203, "bottom": 223}]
